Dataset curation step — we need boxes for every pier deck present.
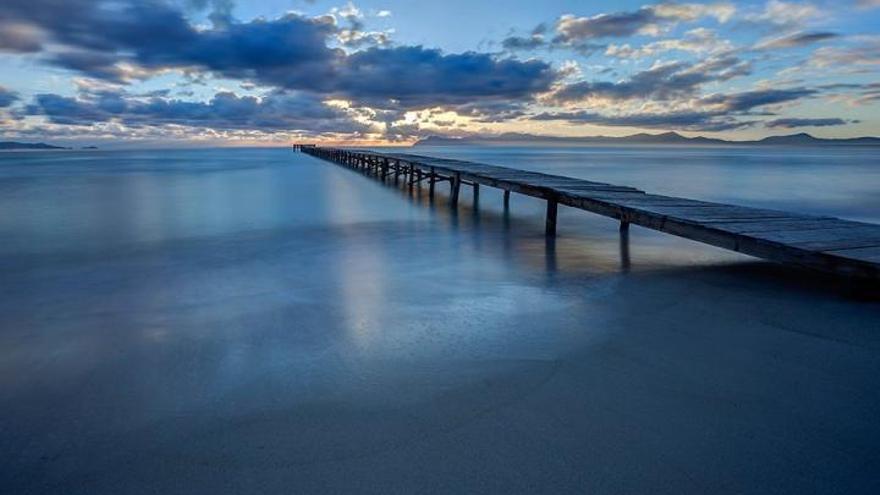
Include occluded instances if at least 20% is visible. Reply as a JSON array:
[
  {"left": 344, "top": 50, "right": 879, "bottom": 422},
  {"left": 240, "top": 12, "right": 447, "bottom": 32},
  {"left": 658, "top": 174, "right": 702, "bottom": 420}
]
[{"left": 301, "top": 146, "right": 880, "bottom": 281}]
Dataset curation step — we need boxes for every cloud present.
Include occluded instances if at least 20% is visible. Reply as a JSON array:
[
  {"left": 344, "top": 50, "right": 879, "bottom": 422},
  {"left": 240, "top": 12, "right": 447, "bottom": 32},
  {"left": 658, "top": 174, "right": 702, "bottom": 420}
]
[
  {"left": 0, "top": 22, "right": 43, "bottom": 53},
  {"left": 534, "top": 86, "right": 818, "bottom": 132},
  {"left": 764, "top": 117, "right": 851, "bottom": 128},
  {"left": 810, "top": 36, "right": 880, "bottom": 67},
  {"left": 330, "top": 1, "right": 393, "bottom": 48},
  {"left": 553, "top": 2, "right": 735, "bottom": 44},
  {"left": 25, "top": 89, "right": 373, "bottom": 134},
  {"left": 531, "top": 109, "right": 752, "bottom": 131},
  {"left": 605, "top": 28, "right": 733, "bottom": 59},
  {"left": 330, "top": 46, "right": 557, "bottom": 110},
  {"left": 699, "top": 87, "right": 817, "bottom": 112},
  {"left": 746, "top": 0, "right": 821, "bottom": 28},
  {"left": 0, "top": 86, "right": 20, "bottom": 107},
  {"left": 502, "top": 35, "right": 546, "bottom": 51},
  {"left": 756, "top": 31, "right": 839, "bottom": 49},
  {"left": 0, "top": 0, "right": 556, "bottom": 116},
  {"left": 550, "top": 55, "right": 750, "bottom": 103},
  {"left": 856, "top": 0, "right": 880, "bottom": 8}
]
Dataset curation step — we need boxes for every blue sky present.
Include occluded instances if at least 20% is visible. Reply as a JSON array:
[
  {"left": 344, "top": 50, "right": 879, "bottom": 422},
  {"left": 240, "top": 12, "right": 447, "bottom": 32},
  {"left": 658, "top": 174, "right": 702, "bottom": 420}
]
[{"left": 0, "top": 0, "right": 878, "bottom": 146}]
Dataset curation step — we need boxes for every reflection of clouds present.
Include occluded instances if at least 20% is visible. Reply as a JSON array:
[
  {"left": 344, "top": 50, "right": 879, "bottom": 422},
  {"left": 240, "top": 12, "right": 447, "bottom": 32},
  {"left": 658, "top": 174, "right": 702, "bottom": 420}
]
[
  {"left": 336, "top": 239, "right": 387, "bottom": 355},
  {"left": 322, "top": 171, "right": 389, "bottom": 353}
]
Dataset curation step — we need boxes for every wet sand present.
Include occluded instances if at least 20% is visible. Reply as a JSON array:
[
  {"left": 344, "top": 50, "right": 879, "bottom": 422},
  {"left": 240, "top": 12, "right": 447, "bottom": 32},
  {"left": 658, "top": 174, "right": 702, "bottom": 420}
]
[{"left": 1, "top": 149, "right": 879, "bottom": 493}]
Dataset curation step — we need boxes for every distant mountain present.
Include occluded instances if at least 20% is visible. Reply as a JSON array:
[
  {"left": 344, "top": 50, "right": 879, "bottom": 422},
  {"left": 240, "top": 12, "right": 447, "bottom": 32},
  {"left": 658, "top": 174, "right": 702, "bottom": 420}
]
[
  {"left": 414, "top": 132, "right": 880, "bottom": 147},
  {"left": 0, "top": 141, "right": 69, "bottom": 150},
  {"left": 754, "top": 133, "right": 880, "bottom": 146}
]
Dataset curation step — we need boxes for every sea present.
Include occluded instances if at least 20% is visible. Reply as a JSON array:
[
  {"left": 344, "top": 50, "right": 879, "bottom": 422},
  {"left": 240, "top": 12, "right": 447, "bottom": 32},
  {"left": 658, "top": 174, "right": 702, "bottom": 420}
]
[{"left": 2, "top": 145, "right": 879, "bottom": 493}]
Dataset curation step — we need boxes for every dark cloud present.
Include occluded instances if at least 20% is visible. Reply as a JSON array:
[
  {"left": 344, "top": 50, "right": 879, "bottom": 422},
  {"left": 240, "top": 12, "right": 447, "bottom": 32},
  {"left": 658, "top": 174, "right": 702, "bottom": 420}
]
[
  {"left": 757, "top": 31, "right": 839, "bottom": 49},
  {"left": 0, "top": 86, "right": 19, "bottom": 107},
  {"left": 331, "top": 47, "right": 556, "bottom": 109},
  {"left": 501, "top": 23, "right": 551, "bottom": 51},
  {"left": 502, "top": 35, "right": 546, "bottom": 51},
  {"left": 0, "top": 0, "right": 555, "bottom": 114},
  {"left": 26, "top": 90, "right": 373, "bottom": 134},
  {"left": 551, "top": 56, "right": 750, "bottom": 103},
  {"left": 699, "top": 88, "right": 817, "bottom": 112},
  {"left": 765, "top": 117, "right": 851, "bottom": 128}
]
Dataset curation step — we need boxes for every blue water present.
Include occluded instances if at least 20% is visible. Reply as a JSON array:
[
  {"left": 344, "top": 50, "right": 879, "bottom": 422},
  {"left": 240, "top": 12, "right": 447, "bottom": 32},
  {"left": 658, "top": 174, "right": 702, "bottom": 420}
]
[{"left": 1, "top": 147, "right": 879, "bottom": 494}]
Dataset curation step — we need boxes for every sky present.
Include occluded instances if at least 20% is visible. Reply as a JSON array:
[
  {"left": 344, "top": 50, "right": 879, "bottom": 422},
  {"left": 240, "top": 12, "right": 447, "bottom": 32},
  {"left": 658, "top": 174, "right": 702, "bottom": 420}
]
[{"left": 0, "top": 0, "right": 878, "bottom": 147}]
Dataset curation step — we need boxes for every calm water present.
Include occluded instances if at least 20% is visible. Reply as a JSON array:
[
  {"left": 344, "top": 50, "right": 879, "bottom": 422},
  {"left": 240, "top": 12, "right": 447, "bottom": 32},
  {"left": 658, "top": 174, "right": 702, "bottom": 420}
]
[{"left": 2, "top": 147, "right": 879, "bottom": 494}]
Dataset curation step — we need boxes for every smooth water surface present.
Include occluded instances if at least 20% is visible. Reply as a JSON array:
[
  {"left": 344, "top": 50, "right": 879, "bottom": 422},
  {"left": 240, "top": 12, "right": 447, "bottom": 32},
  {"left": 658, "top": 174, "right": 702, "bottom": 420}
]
[{"left": 1, "top": 147, "right": 879, "bottom": 494}]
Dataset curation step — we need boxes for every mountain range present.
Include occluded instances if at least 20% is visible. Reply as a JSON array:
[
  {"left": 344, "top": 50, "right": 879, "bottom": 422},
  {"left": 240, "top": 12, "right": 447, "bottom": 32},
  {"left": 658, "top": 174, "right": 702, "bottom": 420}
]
[
  {"left": 0, "top": 141, "right": 68, "bottom": 150},
  {"left": 413, "top": 132, "right": 880, "bottom": 147}
]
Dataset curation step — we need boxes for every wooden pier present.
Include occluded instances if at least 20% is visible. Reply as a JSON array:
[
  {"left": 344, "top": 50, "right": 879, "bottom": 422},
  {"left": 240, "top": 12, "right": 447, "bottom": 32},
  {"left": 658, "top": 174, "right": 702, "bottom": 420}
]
[{"left": 300, "top": 146, "right": 880, "bottom": 282}]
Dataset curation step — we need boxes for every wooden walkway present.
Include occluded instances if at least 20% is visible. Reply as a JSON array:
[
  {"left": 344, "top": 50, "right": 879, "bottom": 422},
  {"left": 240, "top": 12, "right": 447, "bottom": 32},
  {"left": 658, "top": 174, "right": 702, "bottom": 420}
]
[{"left": 300, "top": 146, "right": 880, "bottom": 282}]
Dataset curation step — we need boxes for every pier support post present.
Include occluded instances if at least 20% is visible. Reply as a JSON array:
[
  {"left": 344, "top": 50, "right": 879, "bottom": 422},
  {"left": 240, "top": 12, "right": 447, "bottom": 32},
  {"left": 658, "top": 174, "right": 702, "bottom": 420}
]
[
  {"left": 450, "top": 173, "right": 461, "bottom": 207},
  {"left": 429, "top": 167, "right": 436, "bottom": 198},
  {"left": 620, "top": 220, "right": 630, "bottom": 233},
  {"left": 473, "top": 183, "right": 480, "bottom": 208},
  {"left": 503, "top": 190, "right": 510, "bottom": 209},
  {"left": 545, "top": 199, "right": 558, "bottom": 237}
]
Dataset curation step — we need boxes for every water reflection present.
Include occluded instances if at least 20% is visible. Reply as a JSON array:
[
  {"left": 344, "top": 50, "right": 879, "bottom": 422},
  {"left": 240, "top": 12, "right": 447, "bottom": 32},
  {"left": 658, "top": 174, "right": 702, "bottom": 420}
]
[{"left": 2, "top": 148, "right": 879, "bottom": 493}]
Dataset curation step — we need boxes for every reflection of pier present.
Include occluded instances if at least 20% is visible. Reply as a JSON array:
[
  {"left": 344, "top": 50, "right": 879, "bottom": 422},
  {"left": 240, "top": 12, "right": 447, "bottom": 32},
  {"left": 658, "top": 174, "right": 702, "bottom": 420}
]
[{"left": 300, "top": 146, "right": 880, "bottom": 282}]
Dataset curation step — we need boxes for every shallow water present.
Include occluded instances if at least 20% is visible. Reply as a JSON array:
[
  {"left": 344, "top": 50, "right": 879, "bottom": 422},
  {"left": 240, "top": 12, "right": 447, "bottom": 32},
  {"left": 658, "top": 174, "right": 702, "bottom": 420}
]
[{"left": 1, "top": 147, "right": 879, "bottom": 494}]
